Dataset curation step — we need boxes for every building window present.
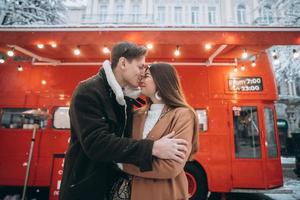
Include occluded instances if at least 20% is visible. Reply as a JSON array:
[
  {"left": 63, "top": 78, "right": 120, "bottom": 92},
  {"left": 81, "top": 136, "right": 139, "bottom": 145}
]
[
  {"left": 174, "top": 6, "right": 183, "bottom": 24},
  {"left": 99, "top": 5, "right": 108, "bottom": 23},
  {"left": 132, "top": 4, "right": 140, "bottom": 23},
  {"left": 157, "top": 6, "right": 165, "bottom": 24},
  {"left": 116, "top": 4, "right": 124, "bottom": 22},
  {"left": 53, "top": 107, "right": 70, "bottom": 129},
  {"left": 237, "top": 4, "right": 246, "bottom": 24},
  {"left": 208, "top": 6, "right": 216, "bottom": 25},
  {"left": 191, "top": 6, "right": 200, "bottom": 25},
  {"left": 277, "top": 85, "right": 281, "bottom": 95},
  {"left": 296, "top": 77, "right": 300, "bottom": 96},
  {"left": 260, "top": 5, "right": 273, "bottom": 25}
]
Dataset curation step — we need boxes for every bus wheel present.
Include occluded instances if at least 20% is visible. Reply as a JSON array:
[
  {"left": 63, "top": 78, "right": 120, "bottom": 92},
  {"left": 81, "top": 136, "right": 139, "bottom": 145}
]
[{"left": 185, "top": 163, "right": 208, "bottom": 200}]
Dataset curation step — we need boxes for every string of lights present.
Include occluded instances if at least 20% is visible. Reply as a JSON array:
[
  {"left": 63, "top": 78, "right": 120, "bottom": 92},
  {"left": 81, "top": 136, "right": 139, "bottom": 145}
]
[{"left": 1, "top": 43, "right": 298, "bottom": 76}]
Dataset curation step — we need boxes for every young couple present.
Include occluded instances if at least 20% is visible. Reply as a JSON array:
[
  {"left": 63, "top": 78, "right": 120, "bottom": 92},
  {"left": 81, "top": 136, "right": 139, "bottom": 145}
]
[{"left": 59, "top": 42, "right": 198, "bottom": 200}]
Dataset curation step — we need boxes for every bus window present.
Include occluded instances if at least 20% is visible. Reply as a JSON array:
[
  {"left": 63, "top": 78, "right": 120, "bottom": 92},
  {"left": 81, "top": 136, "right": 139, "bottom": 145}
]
[
  {"left": 233, "top": 106, "right": 261, "bottom": 158},
  {"left": 196, "top": 109, "right": 208, "bottom": 132},
  {"left": 53, "top": 107, "right": 70, "bottom": 129},
  {"left": 0, "top": 108, "right": 47, "bottom": 129},
  {"left": 264, "top": 108, "right": 278, "bottom": 158}
]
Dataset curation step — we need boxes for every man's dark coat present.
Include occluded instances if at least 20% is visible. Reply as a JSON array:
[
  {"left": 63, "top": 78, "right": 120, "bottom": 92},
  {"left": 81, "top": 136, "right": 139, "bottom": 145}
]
[{"left": 59, "top": 69, "right": 153, "bottom": 200}]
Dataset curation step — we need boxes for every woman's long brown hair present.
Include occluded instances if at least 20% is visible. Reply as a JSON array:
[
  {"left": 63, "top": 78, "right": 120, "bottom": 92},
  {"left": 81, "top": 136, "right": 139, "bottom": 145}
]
[{"left": 148, "top": 63, "right": 199, "bottom": 160}]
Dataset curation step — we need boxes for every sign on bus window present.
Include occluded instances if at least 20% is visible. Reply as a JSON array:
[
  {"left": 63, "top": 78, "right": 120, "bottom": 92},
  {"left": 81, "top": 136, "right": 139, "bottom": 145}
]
[
  {"left": 232, "top": 106, "right": 261, "bottom": 158},
  {"left": 264, "top": 108, "right": 278, "bottom": 158},
  {"left": 0, "top": 108, "right": 48, "bottom": 129},
  {"left": 53, "top": 107, "right": 70, "bottom": 129},
  {"left": 196, "top": 109, "right": 208, "bottom": 132},
  {"left": 228, "top": 77, "right": 263, "bottom": 92}
]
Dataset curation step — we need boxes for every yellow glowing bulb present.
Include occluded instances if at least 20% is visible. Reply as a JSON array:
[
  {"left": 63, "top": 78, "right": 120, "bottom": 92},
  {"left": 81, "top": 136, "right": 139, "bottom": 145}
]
[
  {"left": 103, "top": 47, "right": 110, "bottom": 54},
  {"left": 51, "top": 43, "right": 57, "bottom": 48},
  {"left": 205, "top": 43, "right": 212, "bottom": 50},
  {"left": 37, "top": 44, "right": 44, "bottom": 49},
  {"left": 242, "top": 49, "right": 248, "bottom": 59},
  {"left": 147, "top": 43, "right": 153, "bottom": 50},
  {"left": 7, "top": 49, "right": 14, "bottom": 57},
  {"left": 74, "top": 47, "right": 80, "bottom": 55},
  {"left": 18, "top": 65, "right": 23, "bottom": 72}
]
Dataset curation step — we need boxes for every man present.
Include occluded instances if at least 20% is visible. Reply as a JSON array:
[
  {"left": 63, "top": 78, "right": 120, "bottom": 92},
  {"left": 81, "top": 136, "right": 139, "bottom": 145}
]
[{"left": 59, "top": 42, "right": 188, "bottom": 200}]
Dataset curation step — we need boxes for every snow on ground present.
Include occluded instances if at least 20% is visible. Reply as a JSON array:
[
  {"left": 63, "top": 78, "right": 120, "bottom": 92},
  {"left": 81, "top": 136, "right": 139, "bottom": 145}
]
[
  {"left": 264, "top": 157, "right": 299, "bottom": 200},
  {"left": 265, "top": 177, "right": 300, "bottom": 200}
]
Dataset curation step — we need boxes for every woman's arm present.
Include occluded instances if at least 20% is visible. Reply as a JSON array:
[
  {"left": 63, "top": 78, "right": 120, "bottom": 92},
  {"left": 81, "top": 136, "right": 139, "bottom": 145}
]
[{"left": 123, "top": 108, "right": 195, "bottom": 179}]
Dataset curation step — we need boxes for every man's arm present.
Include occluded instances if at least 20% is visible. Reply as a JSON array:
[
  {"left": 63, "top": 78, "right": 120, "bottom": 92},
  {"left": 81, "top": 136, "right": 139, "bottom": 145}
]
[{"left": 70, "top": 84, "right": 188, "bottom": 172}]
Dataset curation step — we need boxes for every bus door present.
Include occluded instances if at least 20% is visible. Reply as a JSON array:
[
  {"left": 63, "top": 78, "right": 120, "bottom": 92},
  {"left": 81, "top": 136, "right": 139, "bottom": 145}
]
[
  {"left": 229, "top": 104, "right": 266, "bottom": 188},
  {"left": 262, "top": 105, "right": 283, "bottom": 188}
]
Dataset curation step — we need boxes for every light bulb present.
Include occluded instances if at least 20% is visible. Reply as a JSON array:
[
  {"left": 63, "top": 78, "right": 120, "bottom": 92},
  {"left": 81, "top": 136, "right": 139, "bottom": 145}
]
[
  {"left": 74, "top": 46, "right": 81, "bottom": 55},
  {"left": 41, "top": 80, "right": 47, "bottom": 85},
  {"left": 242, "top": 49, "right": 248, "bottom": 59},
  {"left": 7, "top": 49, "right": 14, "bottom": 57},
  {"left": 174, "top": 45, "right": 180, "bottom": 56},
  {"left": 51, "top": 43, "right": 57, "bottom": 48},
  {"left": 37, "top": 44, "right": 44, "bottom": 49},
  {"left": 103, "top": 46, "right": 110, "bottom": 54},
  {"left": 273, "top": 55, "right": 280, "bottom": 65},
  {"left": 205, "top": 43, "right": 212, "bottom": 50},
  {"left": 0, "top": 57, "right": 4, "bottom": 63},
  {"left": 18, "top": 65, "right": 23, "bottom": 72},
  {"left": 293, "top": 49, "right": 299, "bottom": 58},
  {"left": 146, "top": 43, "right": 153, "bottom": 50},
  {"left": 233, "top": 67, "right": 238, "bottom": 72}
]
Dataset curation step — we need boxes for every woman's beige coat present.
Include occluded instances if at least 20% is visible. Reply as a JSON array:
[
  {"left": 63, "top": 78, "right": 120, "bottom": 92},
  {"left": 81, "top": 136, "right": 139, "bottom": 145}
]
[{"left": 123, "top": 106, "right": 195, "bottom": 200}]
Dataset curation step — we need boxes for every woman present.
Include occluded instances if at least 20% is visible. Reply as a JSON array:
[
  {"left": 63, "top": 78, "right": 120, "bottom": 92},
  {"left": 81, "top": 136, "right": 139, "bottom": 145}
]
[{"left": 122, "top": 62, "right": 199, "bottom": 200}]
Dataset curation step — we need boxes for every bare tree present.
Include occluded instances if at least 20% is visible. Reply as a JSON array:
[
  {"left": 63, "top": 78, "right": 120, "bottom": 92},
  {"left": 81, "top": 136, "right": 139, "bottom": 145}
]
[{"left": 1, "top": 0, "right": 67, "bottom": 25}]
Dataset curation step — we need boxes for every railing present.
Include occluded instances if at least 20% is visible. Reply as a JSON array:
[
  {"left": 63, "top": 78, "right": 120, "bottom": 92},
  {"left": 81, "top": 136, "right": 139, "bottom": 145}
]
[{"left": 81, "top": 14, "right": 155, "bottom": 24}]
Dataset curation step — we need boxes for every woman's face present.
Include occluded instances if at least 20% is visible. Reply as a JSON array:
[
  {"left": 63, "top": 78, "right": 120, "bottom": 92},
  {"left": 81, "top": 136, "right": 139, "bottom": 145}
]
[{"left": 140, "top": 69, "right": 156, "bottom": 98}]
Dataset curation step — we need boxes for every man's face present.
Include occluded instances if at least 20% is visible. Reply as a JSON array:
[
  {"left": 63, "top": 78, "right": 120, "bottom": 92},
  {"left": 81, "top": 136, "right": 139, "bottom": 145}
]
[{"left": 122, "top": 56, "right": 146, "bottom": 87}]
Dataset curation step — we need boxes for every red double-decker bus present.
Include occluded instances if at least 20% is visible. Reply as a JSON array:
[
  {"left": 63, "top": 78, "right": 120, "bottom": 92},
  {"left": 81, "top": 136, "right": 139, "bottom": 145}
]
[{"left": 0, "top": 27, "right": 299, "bottom": 200}]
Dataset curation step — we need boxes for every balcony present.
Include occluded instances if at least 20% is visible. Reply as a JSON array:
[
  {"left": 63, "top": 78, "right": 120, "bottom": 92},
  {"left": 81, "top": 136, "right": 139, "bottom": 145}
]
[{"left": 82, "top": 13, "right": 155, "bottom": 25}]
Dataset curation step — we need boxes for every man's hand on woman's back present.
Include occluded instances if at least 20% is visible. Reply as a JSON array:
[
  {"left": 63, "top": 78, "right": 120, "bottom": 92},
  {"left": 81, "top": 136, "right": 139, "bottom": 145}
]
[{"left": 152, "top": 132, "right": 188, "bottom": 163}]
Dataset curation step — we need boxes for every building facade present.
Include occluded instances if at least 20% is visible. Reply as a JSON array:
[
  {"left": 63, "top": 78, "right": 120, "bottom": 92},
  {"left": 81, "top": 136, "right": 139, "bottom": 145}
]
[
  {"left": 64, "top": 0, "right": 299, "bottom": 26},
  {"left": 65, "top": 0, "right": 263, "bottom": 26}
]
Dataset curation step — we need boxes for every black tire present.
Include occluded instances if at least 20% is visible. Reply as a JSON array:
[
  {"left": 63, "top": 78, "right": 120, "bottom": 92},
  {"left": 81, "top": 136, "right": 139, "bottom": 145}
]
[{"left": 184, "top": 162, "right": 208, "bottom": 200}]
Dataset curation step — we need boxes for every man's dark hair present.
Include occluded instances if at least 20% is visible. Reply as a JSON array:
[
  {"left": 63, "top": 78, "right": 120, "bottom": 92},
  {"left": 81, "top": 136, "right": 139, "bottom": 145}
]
[{"left": 111, "top": 41, "right": 147, "bottom": 69}]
